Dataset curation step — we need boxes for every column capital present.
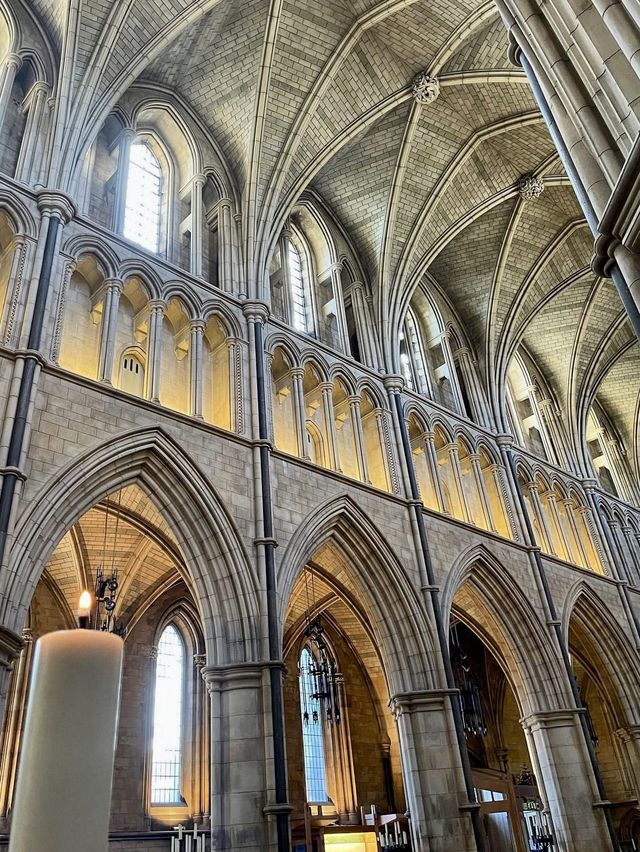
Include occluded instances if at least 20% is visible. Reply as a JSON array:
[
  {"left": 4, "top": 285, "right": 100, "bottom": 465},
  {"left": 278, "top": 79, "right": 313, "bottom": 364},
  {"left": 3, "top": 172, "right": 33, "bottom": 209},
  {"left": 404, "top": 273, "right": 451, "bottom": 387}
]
[
  {"left": 190, "top": 318, "right": 206, "bottom": 333},
  {"left": 192, "top": 173, "right": 206, "bottom": 187},
  {"left": 202, "top": 660, "right": 283, "bottom": 692},
  {"left": 383, "top": 373, "right": 405, "bottom": 393},
  {"left": 0, "top": 625, "right": 25, "bottom": 670},
  {"left": 4, "top": 53, "right": 22, "bottom": 74},
  {"left": 242, "top": 299, "right": 270, "bottom": 323},
  {"left": 193, "top": 653, "right": 207, "bottom": 670},
  {"left": 319, "top": 381, "right": 334, "bottom": 393},
  {"left": 104, "top": 277, "right": 124, "bottom": 293},
  {"left": 36, "top": 190, "right": 77, "bottom": 222},
  {"left": 0, "top": 626, "right": 24, "bottom": 670},
  {"left": 148, "top": 298, "right": 167, "bottom": 312},
  {"left": 389, "top": 688, "right": 457, "bottom": 718},
  {"left": 495, "top": 433, "right": 515, "bottom": 449},
  {"left": 290, "top": 366, "right": 305, "bottom": 379},
  {"left": 521, "top": 708, "right": 581, "bottom": 731}
]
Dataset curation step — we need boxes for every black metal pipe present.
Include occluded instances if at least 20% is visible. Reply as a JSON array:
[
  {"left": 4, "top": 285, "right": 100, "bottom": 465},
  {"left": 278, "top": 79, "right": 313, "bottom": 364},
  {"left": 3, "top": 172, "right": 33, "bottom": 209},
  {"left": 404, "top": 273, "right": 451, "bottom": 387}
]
[
  {"left": 254, "top": 320, "right": 290, "bottom": 852},
  {"left": 0, "top": 216, "right": 59, "bottom": 569},
  {"left": 502, "top": 446, "right": 620, "bottom": 851},
  {"left": 393, "top": 393, "right": 487, "bottom": 852},
  {"left": 518, "top": 50, "right": 640, "bottom": 341}
]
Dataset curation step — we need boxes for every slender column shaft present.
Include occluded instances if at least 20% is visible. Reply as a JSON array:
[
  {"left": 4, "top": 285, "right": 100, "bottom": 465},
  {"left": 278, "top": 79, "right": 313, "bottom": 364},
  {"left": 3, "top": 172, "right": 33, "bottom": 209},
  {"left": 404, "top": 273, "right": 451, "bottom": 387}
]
[
  {"left": 113, "top": 130, "right": 135, "bottom": 234},
  {"left": 470, "top": 454, "right": 494, "bottom": 531},
  {"left": 145, "top": 300, "right": 166, "bottom": 403},
  {"left": 0, "top": 55, "right": 21, "bottom": 128},
  {"left": 320, "top": 383, "right": 340, "bottom": 471},
  {"left": 348, "top": 395, "right": 369, "bottom": 482},
  {"left": 217, "top": 199, "right": 234, "bottom": 293},
  {"left": 190, "top": 175, "right": 205, "bottom": 278},
  {"left": 447, "top": 443, "right": 471, "bottom": 522},
  {"left": 15, "top": 82, "right": 49, "bottom": 185},
  {"left": 97, "top": 279, "right": 123, "bottom": 384},
  {"left": 290, "top": 368, "right": 308, "bottom": 458},
  {"left": 190, "top": 320, "right": 205, "bottom": 418}
]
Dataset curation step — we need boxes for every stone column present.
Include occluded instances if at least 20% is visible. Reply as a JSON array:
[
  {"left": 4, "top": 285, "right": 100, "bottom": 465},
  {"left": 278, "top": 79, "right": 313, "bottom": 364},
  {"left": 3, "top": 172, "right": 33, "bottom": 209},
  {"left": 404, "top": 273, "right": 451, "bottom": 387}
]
[
  {"left": 615, "top": 725, "right": 640, "bottom": 800},
  {"left": 349, "top": 282, "right": 373, "bottom": 367},
  {"left": 525, "top": 481, "right": 553, "bottom": 552},
  {"left": 113, "top": 129, "right": 135, "bottom": 234},
  {"left": 1, "top": 236, "right": 27, "bottom": 349},
  {"left": 14, "top": 81, "right": 50, "bottom": 185},
  {"left": 278, "top": 228, "right": 293, "bottom": 323},
  {"left": 470, "top": 453, "right": 495, "bottom": 531},
  {"left": 538, "top": 398, "right": 574, "bottom": 472},
  {"left": 0, "top": 626, "right": 31, "bottom": 821},
  {"left": 145, "top": 299, "right": 166, "bottom": 403},
  {"left": 453, "top": 347, "right": 491, "bottom": 427},
  {"left": 97, "top": 278, "right": 123, "bottom": 384},
  {"left": 290, "top": 367, "right": 308, "bottom": 458},
  {"left": 190, "top": 174, "right": 205, "bottom": 278},
  {"left": 522, "top": 709, "right": 612, "bottom": 851},
  {"left": 328, "top": 262, "right": 349, "bottom": 355},
  {"left": 348, "top": 394, "right": 369, "bottom": 483},
  {"left": 562, "top": 497, "right": 589, "bottom": 568},
  {"left": 0, "top": 54, "right": 21, "bottom": 127},
  {"left": 622, "top": 526, "right": 640, "bottom": 584},
  {"left": 542, "top": 490, "right": 571, "bottom": 561},
  {"left": 320, "top": 381, "right": 340, "bottom": 471},
  {"left": 189, "top": 319, "right": 205, "bottom": 419},
  {"left": 0, "top": 627, "right": 24, "bottom": 746},
  {"left": 217, "top": 199, "right": 234, "bottom": 293},
  {"left": 446, "top": 442, "right": 471, "bottom": 522},
  {"left": 424, "top": 431, "right": 448, "bottom": 513},
  {"left": 390, "top": 690, "right": 477, "bottom": 852},
  {"left": 203, "top": 664, "right": 273, "bottom": 852}
]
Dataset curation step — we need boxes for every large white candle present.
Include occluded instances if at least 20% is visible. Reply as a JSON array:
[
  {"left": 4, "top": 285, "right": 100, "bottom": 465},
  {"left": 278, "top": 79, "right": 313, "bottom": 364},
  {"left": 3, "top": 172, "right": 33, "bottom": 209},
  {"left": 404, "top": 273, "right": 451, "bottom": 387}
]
[{"left": 8, "top": 627, "right": 123, "bottom": 852}]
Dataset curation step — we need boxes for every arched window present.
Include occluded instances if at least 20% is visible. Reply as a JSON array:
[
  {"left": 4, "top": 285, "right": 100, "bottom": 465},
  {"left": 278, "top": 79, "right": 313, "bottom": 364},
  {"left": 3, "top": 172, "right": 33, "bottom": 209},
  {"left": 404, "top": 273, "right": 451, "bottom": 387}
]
[
  {"left": 298, "top": 646, "right": 329, "bottom": 803},
  {"left": 151, "top": 624, "right": 185, "bottom": 805},
  {"left": 289, "top": 241, "right": 308, "bottom": 332},
  {"left": 123, "top": 142, "right": 162, "bottom": 253}
]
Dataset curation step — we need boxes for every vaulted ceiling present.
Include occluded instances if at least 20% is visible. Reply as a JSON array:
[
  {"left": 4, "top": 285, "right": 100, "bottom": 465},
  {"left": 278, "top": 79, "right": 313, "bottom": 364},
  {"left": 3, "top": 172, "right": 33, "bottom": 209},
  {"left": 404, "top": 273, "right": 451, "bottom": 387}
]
[{"left": 16, "top": 0, "right": 640, "bottom": 472}]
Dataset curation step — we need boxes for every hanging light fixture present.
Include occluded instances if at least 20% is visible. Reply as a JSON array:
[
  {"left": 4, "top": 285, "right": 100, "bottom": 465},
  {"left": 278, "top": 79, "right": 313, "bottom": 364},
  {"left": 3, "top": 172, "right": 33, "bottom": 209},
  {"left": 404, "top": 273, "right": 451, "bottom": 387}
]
[
  {"left": 450, "top": 624, "right": 487, "bottom": 738},
  {"left": 90, "top": 490, "right": 127, "bottom": 637},
  {"left": 299, "top": 568, "right": 342, "bottom": 726}
]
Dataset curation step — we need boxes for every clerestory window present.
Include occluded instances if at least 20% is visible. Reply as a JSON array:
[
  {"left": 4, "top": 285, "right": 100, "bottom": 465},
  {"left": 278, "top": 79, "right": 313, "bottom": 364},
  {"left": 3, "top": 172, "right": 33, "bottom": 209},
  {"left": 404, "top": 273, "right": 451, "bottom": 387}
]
[
  {"left": 150, "top": 624, "right": 184, "bottom": 805},
  {"left": 288, "top": 241, "right": 308, "bottom": 332},
  {"left": 123, "top": 142, "right": 162, "bottom": 253}
]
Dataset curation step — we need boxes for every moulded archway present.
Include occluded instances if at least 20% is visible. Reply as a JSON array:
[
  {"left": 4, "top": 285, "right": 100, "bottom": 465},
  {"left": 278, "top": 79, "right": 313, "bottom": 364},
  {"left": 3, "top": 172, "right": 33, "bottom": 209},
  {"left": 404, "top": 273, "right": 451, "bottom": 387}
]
[{"left": 0, "top": 428, "right": 259, "bottom": 665}]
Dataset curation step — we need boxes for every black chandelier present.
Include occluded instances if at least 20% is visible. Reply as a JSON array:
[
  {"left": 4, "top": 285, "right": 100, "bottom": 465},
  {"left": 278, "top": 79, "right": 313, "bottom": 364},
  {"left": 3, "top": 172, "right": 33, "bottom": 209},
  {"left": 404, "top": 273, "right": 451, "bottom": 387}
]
[
  {"left": 450, "top": 624, "right": 487, "bottom": 738},
  {"left": 299, "top": 569, "right": 342, "bottom": 726},
  {"left": 90, "top": 491, "right": 127, "bottom": 637}
]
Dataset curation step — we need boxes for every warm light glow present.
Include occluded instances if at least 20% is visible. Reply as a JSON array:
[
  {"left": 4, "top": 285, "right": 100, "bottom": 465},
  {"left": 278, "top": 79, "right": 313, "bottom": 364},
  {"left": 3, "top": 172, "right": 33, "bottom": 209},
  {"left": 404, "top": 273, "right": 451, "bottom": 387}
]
[
  {"left": 78, "top": 591, "right": 92, "bottom": 615},
  {"left": 323, "top": 833, "right": 378, "bottom": 851}
]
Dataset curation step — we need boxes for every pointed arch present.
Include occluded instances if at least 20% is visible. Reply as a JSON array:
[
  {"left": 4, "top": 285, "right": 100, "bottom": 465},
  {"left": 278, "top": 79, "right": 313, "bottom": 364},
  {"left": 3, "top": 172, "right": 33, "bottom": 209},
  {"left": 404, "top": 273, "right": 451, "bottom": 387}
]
[
  {"left": 278, "top": 494, "right": 437, "bottom": 694},
  {"left": 443, "top": 544, "right": 568, "bottom": 715},
  {"left": 563, "top": 582, "right": 640, "bottom": 725},
  {"left": 2, "top": 428, "right": 259, "bottom": 664}
]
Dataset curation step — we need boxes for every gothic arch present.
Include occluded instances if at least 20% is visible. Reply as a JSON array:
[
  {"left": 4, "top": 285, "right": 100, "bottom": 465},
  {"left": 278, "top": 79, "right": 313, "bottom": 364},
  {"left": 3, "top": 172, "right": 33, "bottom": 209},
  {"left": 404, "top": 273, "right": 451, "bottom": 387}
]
[
  {"left": 62, "top": 234, "right": 120, "bottom": 278},
  {"left": 562, "top": 582, "right": 640, "bottom": 724},
  {"left": 1, "top": 428, "right": 260, "bottom": 664},
  {"left": 443, "top": 544, "right": 568, "bottom": 715},
  {"left": 278, "top": 494, "right": 438, "bottom": 694}
]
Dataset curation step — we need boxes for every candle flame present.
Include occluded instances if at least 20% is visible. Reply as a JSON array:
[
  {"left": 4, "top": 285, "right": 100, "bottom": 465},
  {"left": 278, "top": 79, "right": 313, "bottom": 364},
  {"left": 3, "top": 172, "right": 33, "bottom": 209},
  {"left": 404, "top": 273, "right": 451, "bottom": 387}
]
[{"left": 78, "top": 590, "right": 92, "bottom": 613}]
